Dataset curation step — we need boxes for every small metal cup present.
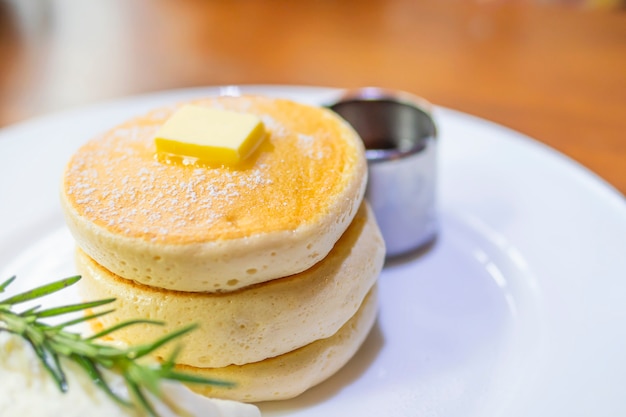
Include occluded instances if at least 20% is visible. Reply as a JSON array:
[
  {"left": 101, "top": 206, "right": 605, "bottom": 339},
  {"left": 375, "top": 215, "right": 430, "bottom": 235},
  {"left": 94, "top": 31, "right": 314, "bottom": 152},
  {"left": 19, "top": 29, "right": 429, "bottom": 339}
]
[{"left": 328, "top": 88, "right": 438, "bottom": 257}]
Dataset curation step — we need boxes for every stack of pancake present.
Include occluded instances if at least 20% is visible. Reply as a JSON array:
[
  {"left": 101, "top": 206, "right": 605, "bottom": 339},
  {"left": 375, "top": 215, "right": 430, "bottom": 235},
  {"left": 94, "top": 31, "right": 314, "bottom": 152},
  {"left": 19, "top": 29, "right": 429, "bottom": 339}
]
[{"left": 60, "top": 95, "right": 385, "bottom": 402}]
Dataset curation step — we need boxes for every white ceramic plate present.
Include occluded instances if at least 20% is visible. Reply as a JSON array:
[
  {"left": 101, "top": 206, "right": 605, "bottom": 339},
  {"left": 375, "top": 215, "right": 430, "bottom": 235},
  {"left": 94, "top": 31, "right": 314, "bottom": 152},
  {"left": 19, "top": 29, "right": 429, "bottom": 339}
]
[{"left": 1, "top": 86, "right": 625, "bottom": 417}]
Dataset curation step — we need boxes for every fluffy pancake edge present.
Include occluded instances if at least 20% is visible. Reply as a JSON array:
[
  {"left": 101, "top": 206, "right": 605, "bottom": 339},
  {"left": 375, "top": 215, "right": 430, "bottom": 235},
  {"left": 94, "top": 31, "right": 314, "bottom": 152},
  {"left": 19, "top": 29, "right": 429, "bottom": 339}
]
[
  {"left": 76, "top": 203, "right": 384, "bottom": 368},
  {"left": 179, "top": 285, "right": 379, "bottom": 403}
]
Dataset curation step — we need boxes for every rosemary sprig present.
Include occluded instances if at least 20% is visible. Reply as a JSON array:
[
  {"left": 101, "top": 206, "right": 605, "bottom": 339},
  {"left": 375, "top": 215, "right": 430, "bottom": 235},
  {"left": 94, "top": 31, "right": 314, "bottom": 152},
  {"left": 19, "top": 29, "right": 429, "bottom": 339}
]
[{"left": 0, "top": 275, "right": 233, "bottom": 417}]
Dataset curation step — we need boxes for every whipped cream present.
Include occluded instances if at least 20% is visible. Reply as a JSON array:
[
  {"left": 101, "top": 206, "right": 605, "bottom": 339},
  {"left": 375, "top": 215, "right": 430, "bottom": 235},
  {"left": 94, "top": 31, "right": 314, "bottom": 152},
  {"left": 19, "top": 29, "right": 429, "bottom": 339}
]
[{"left": 0, "top": 332, "right": 260, "bottom": 417}]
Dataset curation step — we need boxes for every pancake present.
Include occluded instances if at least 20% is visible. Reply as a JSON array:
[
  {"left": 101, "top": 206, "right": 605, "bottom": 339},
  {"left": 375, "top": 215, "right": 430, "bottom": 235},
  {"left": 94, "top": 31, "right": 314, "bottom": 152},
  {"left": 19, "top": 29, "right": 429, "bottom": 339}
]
[
  {"left": 181, "top": 286, "right": 378, "bottom": 403},
  {"left": 62, "top": 95, "right": 367, "bottom": 292},
  {"left": 76, "top": 203, "right": 384, "bottom": 368}
]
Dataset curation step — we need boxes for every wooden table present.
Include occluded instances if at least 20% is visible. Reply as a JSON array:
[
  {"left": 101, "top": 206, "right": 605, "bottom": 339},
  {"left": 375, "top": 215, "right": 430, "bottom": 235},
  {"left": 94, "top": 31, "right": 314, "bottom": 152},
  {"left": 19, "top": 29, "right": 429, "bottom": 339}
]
[{"left": 1, "top": 0, "right": 625, "bottom": 194}]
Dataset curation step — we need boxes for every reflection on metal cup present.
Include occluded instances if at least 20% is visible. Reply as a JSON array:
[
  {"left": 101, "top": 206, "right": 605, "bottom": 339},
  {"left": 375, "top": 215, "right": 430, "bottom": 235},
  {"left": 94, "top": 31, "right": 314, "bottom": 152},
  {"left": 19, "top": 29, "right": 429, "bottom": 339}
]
[{"left": 328, "top": 88, "right": 438, "bottom": 257}]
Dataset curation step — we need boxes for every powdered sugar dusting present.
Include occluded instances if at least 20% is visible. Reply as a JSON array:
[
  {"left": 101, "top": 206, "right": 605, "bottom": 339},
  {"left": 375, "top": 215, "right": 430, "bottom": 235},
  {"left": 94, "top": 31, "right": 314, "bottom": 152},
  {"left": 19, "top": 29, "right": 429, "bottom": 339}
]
[
  {"left": 297, "top": 133, "right": 326, "bottom": 160},
  {"left": 67, "top": 121, "right": 277, "bottom": 242},
  {"left": 64, "top": 96, "right": 358, "bottom": 244}
]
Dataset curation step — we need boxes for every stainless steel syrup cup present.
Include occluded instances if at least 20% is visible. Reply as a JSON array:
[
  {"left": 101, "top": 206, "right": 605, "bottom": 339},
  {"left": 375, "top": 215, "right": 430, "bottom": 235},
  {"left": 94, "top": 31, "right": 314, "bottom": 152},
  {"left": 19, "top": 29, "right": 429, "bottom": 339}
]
[{"left": 327, "top": 88, "right": 438, "bottom": 257}]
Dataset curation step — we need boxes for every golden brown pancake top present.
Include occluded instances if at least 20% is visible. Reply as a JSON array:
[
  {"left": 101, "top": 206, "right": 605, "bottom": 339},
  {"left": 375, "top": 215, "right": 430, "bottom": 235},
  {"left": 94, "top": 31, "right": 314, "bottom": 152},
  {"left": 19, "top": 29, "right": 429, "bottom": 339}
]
[{"left": 63, "top": 96, "right": 363, "bottom": 244}]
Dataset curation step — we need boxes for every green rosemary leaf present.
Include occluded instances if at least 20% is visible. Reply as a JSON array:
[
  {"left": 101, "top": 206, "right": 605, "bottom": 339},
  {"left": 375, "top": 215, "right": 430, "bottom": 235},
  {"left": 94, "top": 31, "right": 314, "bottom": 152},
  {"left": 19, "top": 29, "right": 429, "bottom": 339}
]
[
  {"left": 48, "top": 341, "right": 67, "bottom": 389},
  {"left": 162, "top": 344, "right": 183, "bottom": 370},
  {"left": 164, "top": 371, "right": 234, "bottom": 387},
  {"left": 2, "top": 310, "right": 31, "bottom": 336},
  {"left": 19, "top": 305, "right": 42, "bottom": 316},
  {"left": 128, "top": 362, "right": 162, "bottom": 398},
  {"left": 50, "top": 309, "right": 115, "bottom": 330},
  {"left": 128, "top": 324, "right": 197, "bottom": 359},
  {"left": 28, "top": 339, "right": 68, "bottom": 392},
  {"left": 72, "top": 354, "right": 132, "bottom": 408},
  {"left": 126, "top": 376, "right": 159, "bottom": 417},
  {"left": 87, "top": 319, "right": 165, "bottom": 340},
  {"left": 36, "top": 298, "right": 116, "bottom": 318},
  {"left": 0, "top": 276, "right": 81, "bottom": 306},
  {"left": 1, "top": 275, "right": 234, "bottom": 417},
  {"left": 0, "top": 275, "right": 16, "bottom": 293},
  {"left": 46, "top": 333, "right": 96, "bottom": 358}
]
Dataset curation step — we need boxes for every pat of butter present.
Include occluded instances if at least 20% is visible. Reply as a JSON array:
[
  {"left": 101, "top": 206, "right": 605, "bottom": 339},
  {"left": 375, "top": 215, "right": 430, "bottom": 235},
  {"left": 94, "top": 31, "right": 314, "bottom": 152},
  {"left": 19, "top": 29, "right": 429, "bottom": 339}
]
[{"left": 155, "top": 105, "right": 266, "bottom": 165}]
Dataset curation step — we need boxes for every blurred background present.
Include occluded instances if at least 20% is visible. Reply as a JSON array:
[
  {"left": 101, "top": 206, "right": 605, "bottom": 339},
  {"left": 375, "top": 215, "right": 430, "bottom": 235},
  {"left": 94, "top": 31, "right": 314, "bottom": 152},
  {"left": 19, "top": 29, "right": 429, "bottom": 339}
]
[{"left": 1, "top": 0, "right": 625, "bottom": 192}]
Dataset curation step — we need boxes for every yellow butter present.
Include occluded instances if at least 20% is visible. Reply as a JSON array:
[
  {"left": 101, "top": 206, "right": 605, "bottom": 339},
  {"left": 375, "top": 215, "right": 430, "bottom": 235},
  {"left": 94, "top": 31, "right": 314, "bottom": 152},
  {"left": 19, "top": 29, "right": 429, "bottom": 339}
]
[{"left": 154, "top": 105, "right": 266, "bottom": 165}]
